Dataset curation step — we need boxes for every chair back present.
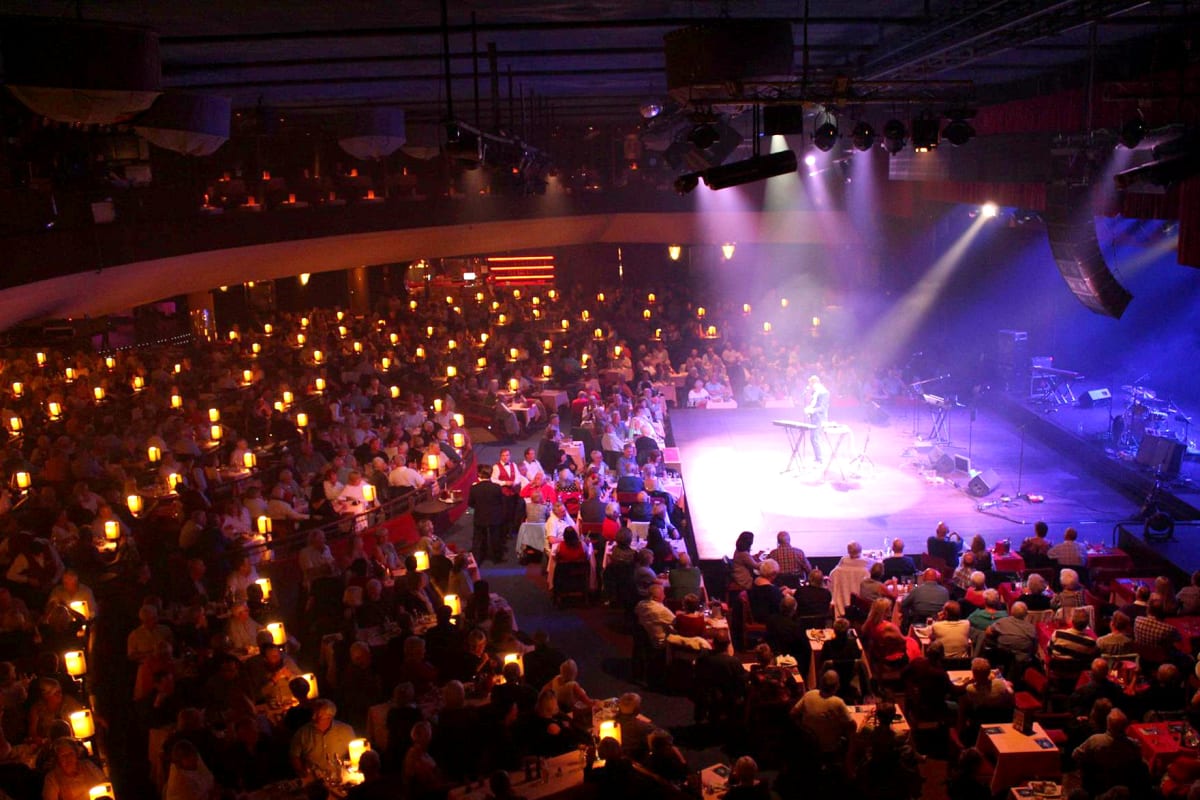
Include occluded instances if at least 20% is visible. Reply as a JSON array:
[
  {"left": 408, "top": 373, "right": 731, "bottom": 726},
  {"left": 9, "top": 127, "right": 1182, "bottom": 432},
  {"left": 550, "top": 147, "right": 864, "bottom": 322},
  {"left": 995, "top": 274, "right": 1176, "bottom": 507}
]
[
  {"left": 920, "top": 553, "right": 952, "bottom": 583},
  {"left": 578, "top": 521, "right": 604, "bottom": 538},
  {"left": 1025, "top": 609, "right": 1056, "bottom": 625},
  {"left": 1022, "top": 666, "right": 1048, "bottom": 697}
]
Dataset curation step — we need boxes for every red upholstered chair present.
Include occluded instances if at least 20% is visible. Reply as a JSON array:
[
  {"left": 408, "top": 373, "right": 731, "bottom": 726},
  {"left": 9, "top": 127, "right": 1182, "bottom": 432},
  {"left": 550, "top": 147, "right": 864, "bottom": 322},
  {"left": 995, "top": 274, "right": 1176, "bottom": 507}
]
[{"left": 731, "top": 590, "right": 768, "bottom": 652}]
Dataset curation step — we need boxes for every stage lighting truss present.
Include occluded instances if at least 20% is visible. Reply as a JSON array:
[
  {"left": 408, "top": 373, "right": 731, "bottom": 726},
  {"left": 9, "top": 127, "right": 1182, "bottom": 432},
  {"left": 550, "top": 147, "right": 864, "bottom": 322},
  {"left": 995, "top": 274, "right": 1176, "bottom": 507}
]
[
  {"left": 850, "top": 122, "right": 876, "bottom": 151},
  {"left": 700, "top": 149, "right": 798, "bottom": 190},
  {"left": 911, "top": 110, "right": 940, "bottom": 152},
  {"left": 942, "top": 108, "right": 976, "bottom": 147},
  {"left": 882, "top": 119, "right": 907, "bottom": 155}
]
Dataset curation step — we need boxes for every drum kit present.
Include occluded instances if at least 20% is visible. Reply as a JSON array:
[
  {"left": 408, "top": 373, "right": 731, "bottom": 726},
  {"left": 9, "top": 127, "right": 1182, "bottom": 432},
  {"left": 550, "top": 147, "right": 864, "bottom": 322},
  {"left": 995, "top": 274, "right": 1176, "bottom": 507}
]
[{"left": 1112, "top": 383, "right": 1194, "bottom": 452}]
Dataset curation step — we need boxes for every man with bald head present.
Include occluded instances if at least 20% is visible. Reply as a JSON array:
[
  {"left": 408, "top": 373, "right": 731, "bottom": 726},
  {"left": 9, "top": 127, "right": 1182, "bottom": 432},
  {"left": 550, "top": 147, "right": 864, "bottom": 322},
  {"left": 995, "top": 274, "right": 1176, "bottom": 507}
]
[
  {"left": 985, "top": 601, "right": 1038, "bottom": 667},
  {"left": 899, "top": 569, "right": 950, "bottom": 629}
]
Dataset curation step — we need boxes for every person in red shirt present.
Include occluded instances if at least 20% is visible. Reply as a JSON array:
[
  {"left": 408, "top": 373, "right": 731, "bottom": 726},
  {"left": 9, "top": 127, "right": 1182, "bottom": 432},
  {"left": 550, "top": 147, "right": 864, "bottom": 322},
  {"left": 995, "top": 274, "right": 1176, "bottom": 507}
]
[{"left": 553, "top": 527, "right": 588, "bottom": 563}]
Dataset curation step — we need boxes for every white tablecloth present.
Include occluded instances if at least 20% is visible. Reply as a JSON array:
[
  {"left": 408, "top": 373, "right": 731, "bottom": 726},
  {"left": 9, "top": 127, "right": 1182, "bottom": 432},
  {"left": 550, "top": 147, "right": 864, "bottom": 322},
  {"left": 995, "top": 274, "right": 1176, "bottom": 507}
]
[
  {"left": 516, "top": 522, "right": 548, "bottom": 555},
  {"left": 559, "top": 440, "right": 585, "bottom": 470}
]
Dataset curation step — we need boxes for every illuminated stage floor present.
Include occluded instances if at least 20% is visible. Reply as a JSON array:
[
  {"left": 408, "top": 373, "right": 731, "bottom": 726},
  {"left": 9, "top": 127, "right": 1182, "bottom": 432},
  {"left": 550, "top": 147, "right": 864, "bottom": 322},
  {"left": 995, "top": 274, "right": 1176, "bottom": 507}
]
[{"left": 671, "top": 403, "right": 1142, "bottom": 561}]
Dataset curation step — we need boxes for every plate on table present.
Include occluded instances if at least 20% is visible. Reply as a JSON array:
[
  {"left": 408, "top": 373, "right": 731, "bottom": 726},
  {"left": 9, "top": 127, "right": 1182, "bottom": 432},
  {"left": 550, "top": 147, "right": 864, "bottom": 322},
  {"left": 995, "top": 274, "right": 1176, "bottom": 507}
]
[{"left": 1030, "top": 782, "right": 1061, "bottom": 797}]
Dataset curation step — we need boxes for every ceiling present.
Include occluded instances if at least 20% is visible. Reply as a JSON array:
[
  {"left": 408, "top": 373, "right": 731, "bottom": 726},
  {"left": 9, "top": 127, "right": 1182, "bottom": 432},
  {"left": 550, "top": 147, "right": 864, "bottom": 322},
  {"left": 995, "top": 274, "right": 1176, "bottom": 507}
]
[{"left": 1, "top": 0, "right": 1191, "bottom": 141}]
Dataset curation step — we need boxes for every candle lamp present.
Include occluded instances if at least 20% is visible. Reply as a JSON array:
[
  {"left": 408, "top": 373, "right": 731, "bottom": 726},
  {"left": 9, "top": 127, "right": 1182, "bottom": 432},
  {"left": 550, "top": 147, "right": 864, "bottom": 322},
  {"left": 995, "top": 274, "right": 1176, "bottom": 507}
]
[
  {"left": 381, "top": 357, "right": 391, "bottom": 370},
  {"left": 614, "top": 346, "right": 623, "bottom": 357},
  {"left": 542, "top": 339, "right": 552, "bottom": 353},
  {"left": 433, "top": 398, "right": 443, "bottom": 413},
  {"left": 491, "top": 301, "right": 500, "bottom": 311},
  {"left": 390, "top": 386, "right": 400, "bottom": 398},
  {"left": 257, "top": 516, "right": 272, "bottom": 535},
  {"left": 596, "top": 292, "right": 605, "bottom": 302},
  {"left": 452, "top": 432, "right": 465, "bottom": 448},
  {"left": 353, "top": 341, "right": 363, "bottom": 353},
  {"left": 706, "top": 325, "right": 718, "bottom": 337},
  {"left": 168, "top": 472, "right": 182, "bottom": 491},
  {"left": 648, "top": 293, "right": 656, "bottom": 303},
  {"left": 348, "top": 739, "right": 370, "bottom": 770},
  {"left": 69, "top": 709, "right": 95, "bottom": 739},
  {"left": 508, "top": 378, "right": 519, "bottom": 392},
  {"left": 104, "top": 520, "right": 120, "bottom": 541},
  {"left": 282, "top": 390, "right": 294, "bottom": 405},
  {"left": 65, "top": 367, "right": 76, "bottom": 382},
  {"left": 781, "top": 297, "right": 789, "bottom": 308},
  {"left": 312, "top": 350, "right": 323, "bottom": 364},
  {"left": 389, "top": 333, "right": 399, "bottom": 345},
  {"left": 210, "top": 424, "right": 223, "bottom": 441},
  {"left": 498, "top": 313, "right": 507, "bottom": 325},
  {"left": 47, "top": 401, "right": 62, "bottom": 419},
  {"left": 543, "top": 365, "right": 552, "bottom": 378},
  {"left": 475, "top": 292, "right": 485, "bottom": 302},
  {"left": 92, "top": 386, "right": 105, "bottom": 402},
  {"left": 643, "top": 309, "right": 651, "bottom": 320},
  {"left": 296, "top": 333, "right": 306, "bottom": 347},
  {"left": 13, "top": 471, "right": 31, "bottom": 490},
  {"left": 508, "top": 348, "right": 519, "bottom": 362},
  {"left": 503, "top": 652, "right": 523, "bottom": 673},
  {"left": 132, "top": 376, "right": 144, "bottom": 392},
  {"left": 174, "top": 363, "right": 183, "bottom": 373},
  {"left": 653, "top": 328, "right": 662, "bottom": 341},
  {"left": 337, "top": 326, "right": 347, "bottom": 338},
  {"left": 228, "top": 331, "right": 239, "bottom": 342},
  {"left": 243, "top": 451, "right": 256, "bottom": 469},
  {"left": 447, "top": 339, "right": 457, "bottom": 350},
  {"left": 453, "top": 413, "right": 464, "bottom": 426},
  {"left": 480, "top": 333, "right": 489, "bottom": 344},
  {"left": 812, "top": 316, "right": 821, "bottom": 327},
  {"left": 763, "top": 322, "right": 772, "bottom": 333},
  {"left": 560, "top": 319, "right": 569, "bottom": 330},
  {"left": 64, "top": 650, "right": 87, "bottom": 677},
  {"left": 87, "top": 783, "right": 113, "bottom": 800},
  {"left": 444, "top": 594, "right": 462, "bottom": 615},
  {"left": 9, "top": 416, "right": 22, "bottom": 433},
  {"left": 361, "top": 484, "right": 376, "bottom": 504},
  {"left": 273, "top": 401, "right": 284, "bottom": 412},
  {"left": 300, "top": 316, "right": 310, "bottom": 328},
  {"left": 446, "top": 365, "right": 457, "bottom": 378},
  {"left": 415, "top": 346, "right": 425, "bottom": 359},
  {"left": 170, "top": 393, "right": 183, "bottom": 409},
  {"left": 697, "top": 307, "right": 706, "bottom": 319},
  {"left": 126, "top": 495, "right": 143, "bottom": 515},
  {"left": 208, "top": 408, "right": 220, "bottom": 423},
  {"left": 668, "top": 244, "right": 682, "bottom": 261},
  {"left": 476, "top": 357, "right": 487, "bottom": 370},
  {"left": 598, "top": 719, "right": 622, "bottom": 745},
  {"left": 296, "top": 412, "right": 309, "bottom": 428},
  {"left": 251, "top": 342, "right": 261, "bottom": 355},
  {"left": 424, "top": 453, "right": 440, "bottom": 471},
  {"left": 69, "top": 600, "right": 90, "bottom": 618},
  {"left": 314, "top": 377, "right": 326, "bottom": 393},
  {"left": 36, "top": 352, "right": 46, "bottom": 367},
  {"left": 266, "top": 622, "right": 286, "bottom": 645},
  {"left": 413, "top": 551, "right": 429, "bottom": 571},
  {"left": 11, "top": 381, "right": 22, "bottom": 397},
  {"left": 255, "top": 577, "right": 272, "bottom": 601},
  {"left": 409, "top": 300, "right": 418, "bottom": 311},
  {"left": 337, "top": 311, "right": 345, "bottom": 321},
  {"left": 532, "top": 309, "right": 541, "bottom": 320},
  {"left": 242, "top": 369, "right": 253, "bottom": 384},
  {"left": 531, "top": 296, "right": 540, "bottom": 306},
  {"left": 593, "top": 328, "right": 603, "bottom": 340},
  {"left": 299, "top": 673, "right": 319, "bottom": 699},
  {"left": 263, "top": 323, "right": 273, "bottom": 335}
]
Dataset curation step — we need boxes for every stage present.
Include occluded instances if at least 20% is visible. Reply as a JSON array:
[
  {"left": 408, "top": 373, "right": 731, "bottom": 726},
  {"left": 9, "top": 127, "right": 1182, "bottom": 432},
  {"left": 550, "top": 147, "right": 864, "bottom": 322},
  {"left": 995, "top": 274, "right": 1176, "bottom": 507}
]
[{"left": 671, "top": 402, "right": 1144, "bottom": 561}]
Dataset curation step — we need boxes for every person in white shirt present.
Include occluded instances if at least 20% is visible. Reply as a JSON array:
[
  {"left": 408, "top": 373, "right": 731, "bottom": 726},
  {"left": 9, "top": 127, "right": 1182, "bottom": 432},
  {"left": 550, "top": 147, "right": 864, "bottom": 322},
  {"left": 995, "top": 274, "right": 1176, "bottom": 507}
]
[
  {"left": 229, "top": 439, "right": 252, "bottom": 470},
  {"left": 490, "top": 448, "right": 521, "bottom": 490},
  {"left": 226, "top": 602, "right": 263, "bottom": 652},
  {"left": 687, "top": 380, "right": 711, "bottom": 408},
  {"left": 45, "top": 569, "right": 98, "bottom": 619},
  {"left": 226, "top": 555, "right": 259, "bottom": 602},
  {"left": 336, "top": 470, "right": 372, "bottom": 510},
  {"left": 388, "top": 456, "right": 426, "bottom": 489},
  {"left": 267, "top": 485, "right": 310, "bottom": 522},
  {"left": 790, "top": 671, "right": 854, "bottom": 754},
  {"left": 164, "top": 739, "right": 216, "bottom": 800},
  {"left": 298, "top": 530, "right": 337, "bottom": 588},
  {"left": 517, "top": 447, "right": 546, "bottom": 484},
  {"left": 544, "top": 501, "right": 576, "bottom": 550}
]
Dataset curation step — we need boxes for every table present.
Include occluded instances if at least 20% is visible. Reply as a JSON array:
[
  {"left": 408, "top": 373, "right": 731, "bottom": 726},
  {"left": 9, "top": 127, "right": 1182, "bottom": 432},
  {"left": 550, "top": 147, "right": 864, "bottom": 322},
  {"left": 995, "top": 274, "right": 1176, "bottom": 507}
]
[
  {"left": 806, "top": 629, "right": 864, "bottom": 689},
  {"left": 1129, "top": 722, "right": 1200, "bottom": 775},
  {"left": 976, "top": 723, "right": 1061, "bottom": 795},
  {"left": 1085, "top": 545, "right": 1133, "bottom": 572},
  {"left": 448, "top": 751, "right": 585, "bottom": 800},
  {"left": 699, "top": 764, "right": 731, "bottom": 798},
  {"left": 662, "top": 446, "right": 681, "bottom": 471},
  {"left": 1112, "top": 577, "right": 1156, "bottom": 605},
  {"left": 994, "top": 553, "right": 1026, "bottom": 573},
  {"left": 559, "top": 440, "right": 585, "bottom": 470},
  {"left": 539, "top": 390, "right": 569, "bottom": 414},
  {"left": 504, "top": 403, "right": 532, "bottom": 429},
  {"left": 948, "top": 668, "right": 1000, "bottom": 688},
  {"left": 517, "top": 522, "right": 550, "bottom": 555},
  {"left": 849, "top": 704, "right": 910, "bottom": 735},
  {"left": 1009, "top": 783, "right": 1064, "bottom": 799},
  {"left": 705, "top": 399, "right": 738, "bottom": 409}
]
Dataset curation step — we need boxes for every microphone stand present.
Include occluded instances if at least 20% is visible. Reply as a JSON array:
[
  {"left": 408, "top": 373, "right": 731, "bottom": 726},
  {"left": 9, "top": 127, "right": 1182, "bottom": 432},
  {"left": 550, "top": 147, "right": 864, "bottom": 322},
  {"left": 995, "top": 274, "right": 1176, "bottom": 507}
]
[{"left": 1015, "top": 423, "right": 1030, "bottom": 501}]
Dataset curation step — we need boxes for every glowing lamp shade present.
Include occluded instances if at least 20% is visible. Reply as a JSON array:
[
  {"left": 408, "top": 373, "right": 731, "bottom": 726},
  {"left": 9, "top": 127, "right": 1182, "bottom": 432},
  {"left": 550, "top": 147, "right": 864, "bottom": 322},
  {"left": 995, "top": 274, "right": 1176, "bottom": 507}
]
[
  {"left": 413, "top": 550, "right": 429, "bottom": 571},
  {"left": 614, "top": 346, "right": 623, "bottom": 357},
  {"left": 582, "top": 310, "right": 591, "bottom": 321},
  {"left": 508, "top": 378, "right": 519, "bottom": 392},
  {"left": 654, "top": 328, "right": 662, "bottom": 340},
  {"left": 409, "top": 300, "right": 418, "bottom": 310},
  {"left": 273, "top": 401, "right": 284, "bottom": 412},
  {"left": 314, "top": 378, "right": 326, "bottom": 394},
  {"left": 255, "top": 577, "right": 272, "bottom": 601},
  {"left": 426, "top": 325, "right": 434, "bottom": 337},
  {"left": 491, "top": 301, "right": 500, "bottom": 311},
  {"left": 706, "top": 325, "right": 718, "bottom": 337},
  {"left": 389, "top": 333, "right": 399, "bottom": 345},
  {"left": 668, "top": 244, "right": 682, "bottom": 261},
  {"left": 47, "top": 401, "right": 62, "bottom": 419},
  {"left": 361, "top": 484, "right": 376, "bottom": 504},
  {"left": 445, "top": 295, "right": 454, "bottom": 305},
  {"left": 69, "top": 600, "right": 90, "bottom": 618},
  {"left": 696, "top": 307, "right": 706, "bottom": 319},
  {"left": 167, "top": 472, "right": 182, "bottom": 490},
  {"left": 296, "top": 333, "right": 306, "bottom": 346},
  {"left": 132, "top": 375, "right": 144, "bottom": 391},
  {"left": 453, "top": 413, "right": 464, "bottom": 426},
  {"left": 353, "top": 341, "right": 363, "bottom": 353},
  {"left": 444, "top": 594, "right": 462, "bottom": 615},
  {"left": 476, "top": 357, "right": 487, "bottom": 370},
  {"left": 210, "top": 424, "right": 223, "bottom": 441},
  {"left": 36, "top": 352, "right": 46, "bottom": 366},
  {"left": 243, "top": 451, "right": 257, "bottom": 469},
  {"left": 433, "top": 398, "right": 443, "bottom": 413},
  {"left": 11, "top": 381, "right": 22, "bottom": 397},
  {"left": 228, "top": 331, "right": 239, "bottom": 342},
  {"left": 256, "top": 516, "right": 272, "bottom": 535},
  {"left": 743, "top": 303, "right": 752, "bottom": 314},
  {"left": 65, "top": 367, "right": 76, "bottom": 382},
  {"left": 543, "top": 365, "right": 552, "bottom": 378},
  {"left": 88, "top": 783, "right": 113, "bottom": 800},
  {"left": 532, "top": 309, "right": 541, "bottom": 320},
  {"left": 337, "top": 326, "right": 347, "bottom": 338},
  {"left": 263, "top": 323, "right": 273, "bottom": 335},
  {"left": 251, "top": 343, "right": 261, "bottom": 355},
  {"left": 208, "top": 407, "right": 220, "bottom": 423},
  {"left": 503, "top": 652, "right": 523, "bottom": 673},
  {"left": 648, "top": 293, "right": 656, "bottom": 304},
  {"left": 508, "top": 348, "right": 519, "bottom": 361},
  {"left": 301, "top": 317, "right": 310, "bottom": 328},
  {"left": 763, "top": 322, "right": 772, "bottom": 333},
  {"left": 104, "top": 520, "right": 120, "bottom": 541},
  {"left": 337, "top": 311, "right": 345, "bottom": 321},
  {"left": 9, "top": 416, "right": 21, "bottom": 433},
  {"left": 560, "top": 319, "right": 570, "bottom": 330},
  {"left": 242, "top": 369, "right": 253, "bottom": 384},
  {"left": 497, "top": 314, "right": 507, "bottom": 325},
  {"left": 282, "top": 390, "right": 293, "bottom": 405},
  {"left": 424, "top": 453, "right": 440, "bottom": 471},
  {"left": 643, "top": 309, "right": 651, "bottom": 320},
  {"left": 475, "top": 292, "right": 484, "bottom": 302},
  {"left": 480, "top": 333, "right": 489, "bottom": 344},
  {"left": 296, "top": 412, "right": 308, "bottom": 428},
  {"left": 69, "top": 709, "right": 95, "bottom": 739},
  {"left": 174, "top": 363, "right": 183, "bottom": 373},
  {"left": 513, "top": 289, "right": 522, "bottom": 299},
  {"left": 64, "top": 650, "right": 87, "bottom": 676},
  {"left": 812, "top": 316, "right": 821, "bottom": 327},
  {"left": 445, "top": 365, "right": 458, "bottom": 379},
  {"left": 415, "top": 346, "right": 425, "bottom": 359},
  {"left": 447, "top": 339, "right": 457, "bottom": 350},
  {"left": 721, "top": 243, "right": 736, "bottom": 260},
  {"left": 548, "top": 289, "right": 557, "bottom": 300},
  {"left": 531, "top": 296, "right": 540, "bottom": 306},
  {"left": 266, "top": 622, "right": 286, "bottom": 645},
  {"left": 299, "top": 673, "right": 319, "bottom": 699},
  {"left": 170, "top": 393, "right": 183, "bottom": 409},
  {"left": 92, "top": 386, "right": 105, "bottom": 402},
  {"left": 598, "top": 719, "right": 621, "bottom": 745},
  {"left": 126, "top": 495, "right": 143, "bottom": 515},
  {"left": 596, "top": 292, "right": 605, "bottom": 302},
  {"left": 452, "top": 432, "right": 465, "bottom": 448},
  {"left": 542, "top": 339, "right": 552, "bottom": 354},
  {"left": 390, "top": 386, "right": 400, "bottom": 399},
  {"left": 780, "top": 297, "right": 789, "bottom": 308},
  {"left": 594, "top": 328, "right": 604, "bottom": 340},
  {"left": 13, "top": 471, "right": 31, "bottom": 490},
  {"left": 312, "top": 350, "right": 323, "bottom": 364},
  {"left": 348, "top": 739, "right": 370, "bottom": 770}
]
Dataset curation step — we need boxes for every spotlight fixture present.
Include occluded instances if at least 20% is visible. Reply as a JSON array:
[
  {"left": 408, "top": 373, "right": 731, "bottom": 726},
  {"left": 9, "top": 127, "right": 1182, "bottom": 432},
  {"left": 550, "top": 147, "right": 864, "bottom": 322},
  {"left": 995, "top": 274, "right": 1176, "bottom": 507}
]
[
  {"left": 942, "top": 109, "right": 976, "bottom": 147},
  {"left": 911, "top": 111, "right": 940, "bottom": 152},
  {"left": 851, "top": 122, "right": 876, "bottom": 151},
  {"left": 639, "top": 100, "right": 663, "bottom": 120},
  {"left": 804, "top": 154, "right": 817, "bottom": 168},
  {"left": 688, "top": 123, "right": 721, "bottom": 150},
  {"left": 812, "top": 111, "right": 838, "bottom": 152},
  {"left": 882, "top": 119, "right": 907, "bottom": 155},
  {"left": 701, "top": 150, "right": 798, "bottom": 190},
  {"left": 668, "top": 245, "right": 682, "bottom": 261},
  {"left": 673, "top": 172, "right": 701, "bottom": 194},
  {"left": 981, "top": 202, "right": 999, "bottom": 218},
  {"left": 1119, "top": 114, "right": 1147, "bottom": 149}
]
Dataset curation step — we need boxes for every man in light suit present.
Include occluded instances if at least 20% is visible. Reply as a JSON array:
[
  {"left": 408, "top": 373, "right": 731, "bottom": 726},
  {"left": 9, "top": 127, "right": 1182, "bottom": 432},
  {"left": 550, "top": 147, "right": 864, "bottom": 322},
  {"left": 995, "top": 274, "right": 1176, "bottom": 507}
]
[{"left": 803, "top": 375, "right": 830, "bottom": 463}]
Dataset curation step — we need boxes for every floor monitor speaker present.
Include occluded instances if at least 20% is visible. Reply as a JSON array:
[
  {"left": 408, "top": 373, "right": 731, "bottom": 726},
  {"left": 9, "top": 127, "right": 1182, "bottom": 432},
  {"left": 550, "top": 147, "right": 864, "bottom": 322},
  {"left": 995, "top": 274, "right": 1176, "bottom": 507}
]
[{"left": 968, "top": 469, "right": 1001, "bottom": 497}]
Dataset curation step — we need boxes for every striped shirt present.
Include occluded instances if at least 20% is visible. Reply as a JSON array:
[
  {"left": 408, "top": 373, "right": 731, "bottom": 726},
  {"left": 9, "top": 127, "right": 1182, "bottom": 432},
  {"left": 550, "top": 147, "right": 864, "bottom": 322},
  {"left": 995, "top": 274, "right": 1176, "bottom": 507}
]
[{"left": 1048, "top": 627, "right": 1098, "bottom": 668}]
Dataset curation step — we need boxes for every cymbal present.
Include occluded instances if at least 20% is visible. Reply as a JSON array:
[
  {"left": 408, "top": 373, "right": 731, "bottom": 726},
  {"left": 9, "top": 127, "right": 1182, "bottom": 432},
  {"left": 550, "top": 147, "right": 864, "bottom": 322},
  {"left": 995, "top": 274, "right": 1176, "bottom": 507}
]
[{"left": 1121, "top": 385, "right": 1156, "bottom": 399}]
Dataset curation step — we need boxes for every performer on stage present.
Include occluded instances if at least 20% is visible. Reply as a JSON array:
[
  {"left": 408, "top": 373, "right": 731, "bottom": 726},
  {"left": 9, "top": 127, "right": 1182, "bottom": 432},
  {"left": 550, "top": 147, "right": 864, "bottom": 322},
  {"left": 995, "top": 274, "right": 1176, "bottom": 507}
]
[{"left": 803, "top": 375, "right": 830, "bottom": 463}]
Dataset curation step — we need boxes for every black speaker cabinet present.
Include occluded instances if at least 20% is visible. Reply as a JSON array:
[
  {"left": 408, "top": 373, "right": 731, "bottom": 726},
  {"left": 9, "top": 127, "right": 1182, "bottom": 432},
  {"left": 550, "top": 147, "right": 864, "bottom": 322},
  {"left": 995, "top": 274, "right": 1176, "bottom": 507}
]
[
  {"left": 968, "top": 469, "right": 1001, "bottom": 497},
  {"left": 1078, "top": 388, "right": 1112, "bottom": 408},
  {"left": 1136, "top": 434, "right": 1185, "bottom": 475},
  {"left": 929, "top": 447, "right": 955, "bottom": 474}
]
